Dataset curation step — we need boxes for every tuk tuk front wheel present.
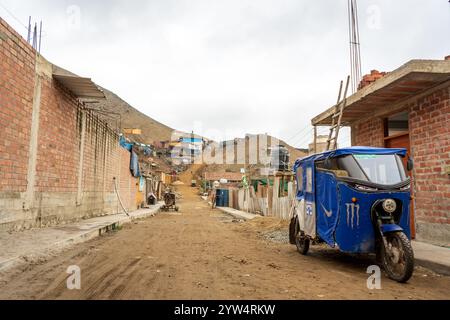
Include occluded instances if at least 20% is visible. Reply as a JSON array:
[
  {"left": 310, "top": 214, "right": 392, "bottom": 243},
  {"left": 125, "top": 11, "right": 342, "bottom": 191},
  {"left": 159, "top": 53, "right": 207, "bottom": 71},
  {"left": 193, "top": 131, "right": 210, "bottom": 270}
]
[
  {"left": 295, "top": 225, "right": 310, "bottom": 255},
  {"left": 381, "top": 231, "right": 414, "bottom": 283}
]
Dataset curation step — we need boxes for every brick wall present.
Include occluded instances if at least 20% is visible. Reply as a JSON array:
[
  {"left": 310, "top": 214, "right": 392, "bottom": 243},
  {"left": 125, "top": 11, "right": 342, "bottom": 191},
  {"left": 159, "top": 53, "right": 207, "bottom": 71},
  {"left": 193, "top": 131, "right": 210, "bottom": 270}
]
[
  {"left": 0, "top": 18, "right": 140, "bottom": 231},
  {"left": 351, "top": 85, "right": 450, "bottom": 244},
  {"left": 0, "top": 18, "right": 35, "bottom": 194},
  {"left": 409, "top": 86, "right": 450, "bottom": 243},
  {"left": 358, "top": 70, "right": 388, "bottom": 90},
  {"left": 351, "top": 117, "right": 384, "bottom": 147}
]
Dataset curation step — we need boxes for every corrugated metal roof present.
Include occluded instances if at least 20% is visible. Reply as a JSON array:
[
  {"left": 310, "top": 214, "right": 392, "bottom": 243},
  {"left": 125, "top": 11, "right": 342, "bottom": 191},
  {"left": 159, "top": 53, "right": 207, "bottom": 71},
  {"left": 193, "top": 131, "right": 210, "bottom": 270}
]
[{"left": 53, "top": 73, "right": 106, "bottom": 99}]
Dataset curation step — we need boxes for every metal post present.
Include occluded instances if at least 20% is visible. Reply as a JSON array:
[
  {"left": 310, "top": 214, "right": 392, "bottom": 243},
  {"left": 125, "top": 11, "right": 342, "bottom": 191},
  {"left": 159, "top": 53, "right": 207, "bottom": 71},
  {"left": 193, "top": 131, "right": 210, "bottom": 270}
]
[
  {"left": 38, "top": 21, "right": 42, "bottom": 53},
  {"left": 27, "top": 16, "right": 31, "bottom": 43},
  {"left": 313, "top": 125, "right": 317, "bottom": 154}
]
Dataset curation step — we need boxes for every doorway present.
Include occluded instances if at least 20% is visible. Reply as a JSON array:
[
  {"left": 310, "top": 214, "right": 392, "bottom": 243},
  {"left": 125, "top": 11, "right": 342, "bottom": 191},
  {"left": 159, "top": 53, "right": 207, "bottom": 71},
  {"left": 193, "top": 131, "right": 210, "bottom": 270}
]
[{"left": 384, "top": 112, "right": 415, "bottom": 238}]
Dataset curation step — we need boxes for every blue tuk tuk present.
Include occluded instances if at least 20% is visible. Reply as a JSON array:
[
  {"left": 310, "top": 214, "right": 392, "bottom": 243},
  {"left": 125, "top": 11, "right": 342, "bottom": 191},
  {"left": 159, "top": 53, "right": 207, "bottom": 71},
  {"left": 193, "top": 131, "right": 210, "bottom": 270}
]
[{"left": 289, "top": 147, "right": 415, "bottom": 282}]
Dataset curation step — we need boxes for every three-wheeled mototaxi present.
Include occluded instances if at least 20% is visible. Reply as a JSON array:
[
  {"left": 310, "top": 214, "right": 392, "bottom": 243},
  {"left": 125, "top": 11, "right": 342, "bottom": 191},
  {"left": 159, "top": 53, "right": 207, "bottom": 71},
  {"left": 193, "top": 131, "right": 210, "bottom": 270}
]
[{"left": 289, "top": 147, "right": 415, "bottom": 282}]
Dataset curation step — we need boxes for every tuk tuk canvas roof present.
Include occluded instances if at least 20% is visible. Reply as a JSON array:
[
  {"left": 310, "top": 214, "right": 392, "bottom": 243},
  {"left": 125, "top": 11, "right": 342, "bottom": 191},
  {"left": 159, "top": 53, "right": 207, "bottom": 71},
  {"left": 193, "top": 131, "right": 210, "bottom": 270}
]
[{"left": 294, "top": 146, "right": 407, "bottom": 170}]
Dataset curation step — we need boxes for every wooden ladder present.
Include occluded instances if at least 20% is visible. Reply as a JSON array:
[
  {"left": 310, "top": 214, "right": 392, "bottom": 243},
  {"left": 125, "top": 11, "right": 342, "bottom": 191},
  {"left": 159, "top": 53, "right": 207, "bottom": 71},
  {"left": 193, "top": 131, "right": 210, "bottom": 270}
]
[{"left": 326, "top": 76, "right": 351, "bottom": 151}]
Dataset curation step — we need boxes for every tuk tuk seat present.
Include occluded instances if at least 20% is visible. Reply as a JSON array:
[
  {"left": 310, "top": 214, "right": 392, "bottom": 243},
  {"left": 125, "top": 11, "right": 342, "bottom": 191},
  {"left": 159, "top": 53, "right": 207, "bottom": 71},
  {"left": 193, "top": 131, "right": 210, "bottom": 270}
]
[
  {"left": 331, "top": 170, "right": 349, "bottom": 178},
  {"left": 318, "top": 168, "right": 349, "bottom": 178}
]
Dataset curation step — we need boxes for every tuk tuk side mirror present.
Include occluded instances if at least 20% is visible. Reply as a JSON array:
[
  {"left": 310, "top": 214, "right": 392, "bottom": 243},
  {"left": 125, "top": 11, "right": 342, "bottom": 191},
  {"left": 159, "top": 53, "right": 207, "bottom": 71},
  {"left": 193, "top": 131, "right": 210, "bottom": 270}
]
[{"left": 407, "top": 157, "right": 414, "bottom": 172}]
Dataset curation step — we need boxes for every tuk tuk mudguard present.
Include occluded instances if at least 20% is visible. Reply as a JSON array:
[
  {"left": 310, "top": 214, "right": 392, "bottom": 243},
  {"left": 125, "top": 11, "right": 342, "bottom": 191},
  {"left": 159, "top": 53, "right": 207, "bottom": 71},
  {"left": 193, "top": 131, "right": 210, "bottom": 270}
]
[{"left": 380, "top": 224, "right": 404, "bottom": 235}]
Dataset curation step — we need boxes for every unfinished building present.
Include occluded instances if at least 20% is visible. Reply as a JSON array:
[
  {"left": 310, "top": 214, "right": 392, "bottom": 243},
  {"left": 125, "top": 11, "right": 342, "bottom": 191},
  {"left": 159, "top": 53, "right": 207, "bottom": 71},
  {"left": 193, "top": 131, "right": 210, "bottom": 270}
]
[
  {"left": 0, "top": 18, "right": 143, "bottom": 231},
  {"left": 312, "top": 58, "right": 450, "bottom": 245}
]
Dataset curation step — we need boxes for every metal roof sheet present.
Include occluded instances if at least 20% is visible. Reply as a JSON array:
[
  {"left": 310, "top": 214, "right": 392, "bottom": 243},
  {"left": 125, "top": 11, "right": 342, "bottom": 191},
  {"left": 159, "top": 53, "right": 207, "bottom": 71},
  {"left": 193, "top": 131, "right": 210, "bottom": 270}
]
[{"left": 53, "top": 73, "right": 106, "bottom": 99}]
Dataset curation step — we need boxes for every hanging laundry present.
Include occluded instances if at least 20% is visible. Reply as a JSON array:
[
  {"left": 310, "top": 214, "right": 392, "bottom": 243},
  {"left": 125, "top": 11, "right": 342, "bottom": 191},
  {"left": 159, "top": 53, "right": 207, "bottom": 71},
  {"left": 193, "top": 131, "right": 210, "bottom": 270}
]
[{"left": 130, "top": 151, "right": 141, "bottom": 177}]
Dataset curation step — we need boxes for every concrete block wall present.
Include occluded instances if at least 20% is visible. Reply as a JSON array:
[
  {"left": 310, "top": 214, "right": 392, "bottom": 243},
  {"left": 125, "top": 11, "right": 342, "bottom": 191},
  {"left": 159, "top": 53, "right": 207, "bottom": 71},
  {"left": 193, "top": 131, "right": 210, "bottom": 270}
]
[
  {"left": 351, "top": 85, "right": 450, "bottom": 244},
  {"left": 0, "top": 18, "right": 139, "bottom": 231}
]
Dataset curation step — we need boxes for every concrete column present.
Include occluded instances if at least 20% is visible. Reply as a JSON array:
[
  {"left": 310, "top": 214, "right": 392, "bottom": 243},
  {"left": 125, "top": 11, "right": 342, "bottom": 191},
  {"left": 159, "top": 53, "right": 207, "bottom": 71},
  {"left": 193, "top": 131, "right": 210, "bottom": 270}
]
[
  {"left": 116, "top": 147, "right": 121, "bottom": 214},
  {"left": 101, "top": 128, "right": 108, "bottom": 211},
  {"left": 76, "top": 111, "right": 86, "bottom": 206},
  {"left": 24, "top": 74, "right": 42, "bottom": 211}
]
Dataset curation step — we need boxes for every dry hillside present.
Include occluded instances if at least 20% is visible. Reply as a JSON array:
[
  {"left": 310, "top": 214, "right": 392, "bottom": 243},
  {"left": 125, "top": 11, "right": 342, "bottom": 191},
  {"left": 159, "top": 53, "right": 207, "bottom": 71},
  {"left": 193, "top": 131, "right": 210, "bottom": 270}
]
[
  {"left": 52, "top": 64, "right": 306, "bottom": 161},
  {"left": 94, "top": 87, "right": 174, "bottom": 145},
  {"left": 52, "top": 64, "right": 175, "bottom": 145}
]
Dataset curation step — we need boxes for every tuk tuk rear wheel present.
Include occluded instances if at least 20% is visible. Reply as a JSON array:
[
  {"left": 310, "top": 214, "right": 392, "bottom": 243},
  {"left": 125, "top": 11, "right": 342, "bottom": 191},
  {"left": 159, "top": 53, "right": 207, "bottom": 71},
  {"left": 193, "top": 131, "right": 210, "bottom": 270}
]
[
  {"left": 295, "top": 233, "right": 310, "bottom": 255},
  {"left": 381, "top": 231, "right": 414, "bottom": 283}
]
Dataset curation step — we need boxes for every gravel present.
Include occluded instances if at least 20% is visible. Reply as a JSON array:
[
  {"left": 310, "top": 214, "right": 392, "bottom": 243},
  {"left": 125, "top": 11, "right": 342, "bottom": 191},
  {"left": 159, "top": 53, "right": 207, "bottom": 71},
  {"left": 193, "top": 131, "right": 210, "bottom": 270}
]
[{"left": 261, "top": 230, "right": 290, "bottom": 244}]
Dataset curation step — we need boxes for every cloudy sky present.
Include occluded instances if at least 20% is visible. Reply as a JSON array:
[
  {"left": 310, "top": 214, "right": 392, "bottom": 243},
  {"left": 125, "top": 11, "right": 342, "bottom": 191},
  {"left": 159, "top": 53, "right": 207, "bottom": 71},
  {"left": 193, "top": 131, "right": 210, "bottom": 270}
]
[{"left": 1, "top": 0, "right": 449, "bottom": 147}]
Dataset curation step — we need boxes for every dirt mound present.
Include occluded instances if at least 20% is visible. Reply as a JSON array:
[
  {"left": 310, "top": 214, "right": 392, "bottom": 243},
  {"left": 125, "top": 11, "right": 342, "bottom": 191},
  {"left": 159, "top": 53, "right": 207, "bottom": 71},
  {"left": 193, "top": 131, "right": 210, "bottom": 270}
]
[{"left": 240, "top": 216, "right": 289, "bottom": 233}]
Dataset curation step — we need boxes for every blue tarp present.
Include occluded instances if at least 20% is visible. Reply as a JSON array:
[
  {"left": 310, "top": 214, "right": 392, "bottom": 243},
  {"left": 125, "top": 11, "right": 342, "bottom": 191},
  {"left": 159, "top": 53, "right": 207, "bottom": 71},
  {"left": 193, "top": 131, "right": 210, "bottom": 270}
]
[
  {"left": 139, "top": 176, "right": 145, "bottom": 192},
  {"left": 143, "top": 146, "right": 152, "bottom": 156},
  {"left": 130, "top": 151, "right": 140, "bottom": 177},
  {"left": 181, "top": 138, "right": 202, "bottom": 143},
  {"left": 120, "top": 136, "right": 133, "bottom": 152}
]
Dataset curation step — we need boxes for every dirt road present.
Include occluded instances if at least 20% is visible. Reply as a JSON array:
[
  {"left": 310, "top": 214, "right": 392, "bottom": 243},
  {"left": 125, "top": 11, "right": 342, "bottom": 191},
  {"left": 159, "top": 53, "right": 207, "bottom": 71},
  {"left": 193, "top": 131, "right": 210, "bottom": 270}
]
[{"left": 0, "top": 185, "right": 448, "bottom": 300}]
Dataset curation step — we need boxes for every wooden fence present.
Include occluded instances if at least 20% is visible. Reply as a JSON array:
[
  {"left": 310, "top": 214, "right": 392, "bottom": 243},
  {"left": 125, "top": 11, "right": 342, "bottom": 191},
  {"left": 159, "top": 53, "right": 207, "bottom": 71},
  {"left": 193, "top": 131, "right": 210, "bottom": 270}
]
[{"left": 226, "top": 178, "right": 295, "bottom": 221}]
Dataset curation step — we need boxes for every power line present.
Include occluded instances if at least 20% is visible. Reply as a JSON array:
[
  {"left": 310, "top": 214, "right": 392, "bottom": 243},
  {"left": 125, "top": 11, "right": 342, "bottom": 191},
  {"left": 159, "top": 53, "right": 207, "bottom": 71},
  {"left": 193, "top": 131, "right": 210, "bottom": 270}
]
[
  {"left": 0, "top": 2, "right": 46, "bottom": 52},
  {"left": 291, "top": 128, "right": 315, "bottom": 148},
  {"left": 285, "top": 124, "right": 313, "bottom": 145},
  {"left": 0, "top": 2, "right": 28, "bottom": 31}
]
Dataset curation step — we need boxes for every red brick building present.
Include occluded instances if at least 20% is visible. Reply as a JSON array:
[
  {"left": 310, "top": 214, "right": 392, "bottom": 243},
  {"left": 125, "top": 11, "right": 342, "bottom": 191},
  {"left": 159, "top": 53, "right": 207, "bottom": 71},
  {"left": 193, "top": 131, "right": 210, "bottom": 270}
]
[
  {"left": 312, "top": 58, "right": 450, "bottom": 245},
  {"left": 0, "top": 18, "right": 141, "bottom": 231}
]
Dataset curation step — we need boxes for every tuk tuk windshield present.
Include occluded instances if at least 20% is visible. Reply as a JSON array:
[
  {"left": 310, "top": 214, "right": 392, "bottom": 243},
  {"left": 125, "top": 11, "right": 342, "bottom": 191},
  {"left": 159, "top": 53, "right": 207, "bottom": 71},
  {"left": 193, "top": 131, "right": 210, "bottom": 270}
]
[
  {"left": 352, "top": 154, "right": 408, "bottom": 185},
  {"left": 322, "top": 154, "right": 408, "bottom": 185}
]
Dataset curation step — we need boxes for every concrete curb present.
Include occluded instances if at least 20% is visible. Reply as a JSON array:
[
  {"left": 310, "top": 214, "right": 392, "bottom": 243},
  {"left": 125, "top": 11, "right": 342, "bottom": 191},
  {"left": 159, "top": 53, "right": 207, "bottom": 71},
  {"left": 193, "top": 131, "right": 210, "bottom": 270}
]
[
  {"left": 414, "top": 258, "right": 450, "bottom": 276},
  {"left": 412, "top": 241, "right": 450, "bottom": 276},
  {"left": 216, "top": 207, "right": 260, "bottom": 221},
  {"left": 0, "top": 203, "right": 163, "bottom": 274}
]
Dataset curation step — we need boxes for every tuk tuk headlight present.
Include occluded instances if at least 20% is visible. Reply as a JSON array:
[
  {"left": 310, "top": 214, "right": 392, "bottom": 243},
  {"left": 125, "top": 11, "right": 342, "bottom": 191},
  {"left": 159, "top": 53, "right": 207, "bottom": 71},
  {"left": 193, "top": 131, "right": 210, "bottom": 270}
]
[{"left": 382, "top": 199, "right": 397, "bottom": 213}]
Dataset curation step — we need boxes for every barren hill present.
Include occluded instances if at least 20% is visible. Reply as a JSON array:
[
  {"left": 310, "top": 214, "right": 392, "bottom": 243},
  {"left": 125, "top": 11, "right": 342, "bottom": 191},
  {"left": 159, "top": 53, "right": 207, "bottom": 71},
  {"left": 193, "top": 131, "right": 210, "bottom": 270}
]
[
  {"left": 52, "top": 64, "right": 175, "bottom": 145},
  {"left": 95, "top": 88, "right": 175, "bottom": 145}
]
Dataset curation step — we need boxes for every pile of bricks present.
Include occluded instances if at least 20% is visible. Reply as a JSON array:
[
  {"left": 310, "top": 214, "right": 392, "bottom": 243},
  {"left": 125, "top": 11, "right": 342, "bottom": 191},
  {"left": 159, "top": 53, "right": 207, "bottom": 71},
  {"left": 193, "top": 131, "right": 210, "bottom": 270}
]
[{"left": 358, "top": 70, "right": 388, "bottom": 90}]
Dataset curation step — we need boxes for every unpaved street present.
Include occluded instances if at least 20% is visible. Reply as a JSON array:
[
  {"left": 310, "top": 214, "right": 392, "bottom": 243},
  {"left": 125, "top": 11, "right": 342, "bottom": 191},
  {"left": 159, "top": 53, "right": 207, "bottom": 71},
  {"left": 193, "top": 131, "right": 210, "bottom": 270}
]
[{"left": 0, "top": 185, "right": 448, "bottom": 300}]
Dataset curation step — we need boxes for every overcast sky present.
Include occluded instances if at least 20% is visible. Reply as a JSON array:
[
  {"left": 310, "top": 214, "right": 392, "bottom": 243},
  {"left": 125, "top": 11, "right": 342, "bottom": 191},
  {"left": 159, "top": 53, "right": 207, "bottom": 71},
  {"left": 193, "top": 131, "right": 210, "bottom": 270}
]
[{"left": 1, "top": 0, "right": 449, "bottom": 147}]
